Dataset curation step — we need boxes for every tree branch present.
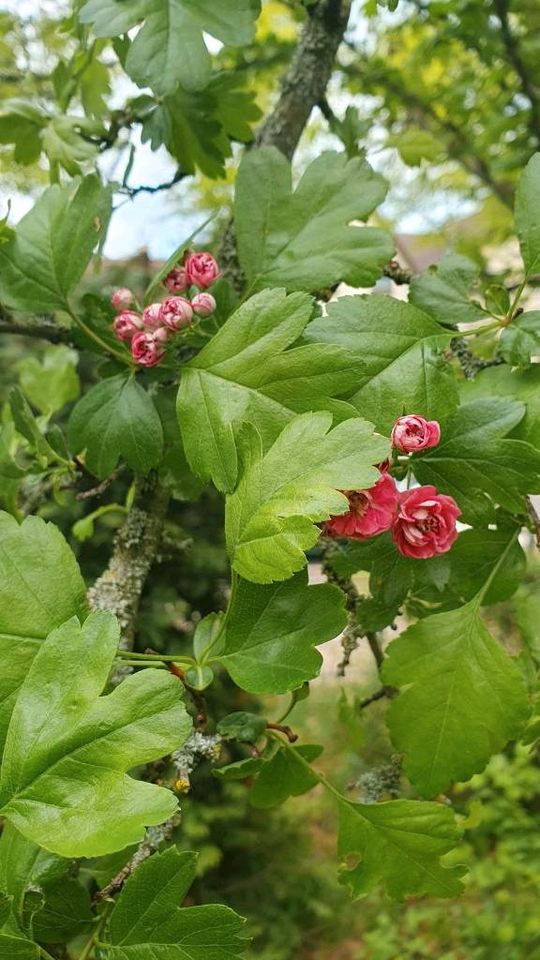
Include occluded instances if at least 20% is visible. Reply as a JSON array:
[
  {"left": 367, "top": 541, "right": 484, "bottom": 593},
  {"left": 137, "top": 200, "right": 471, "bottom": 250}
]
[
  {"left": 494, "top": 0, "right": 540, "bottom": 148},
  {"left": 119, "top": 169, "right": 188, "bottom": 198},
  {"left": 219, "top": 0, "right": 352, "bottom": 288},
  {"left": 0, "top": 305, "right": 72, "bottom": 344},
  {"left": 88, "top": 473, "right": 169, "bottom": 660}
]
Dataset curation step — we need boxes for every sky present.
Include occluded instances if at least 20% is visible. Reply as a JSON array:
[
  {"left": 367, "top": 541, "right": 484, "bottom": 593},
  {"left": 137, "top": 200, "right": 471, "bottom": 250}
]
[{"left": 1, "top": 0, "right": 472, "bottom": 260}]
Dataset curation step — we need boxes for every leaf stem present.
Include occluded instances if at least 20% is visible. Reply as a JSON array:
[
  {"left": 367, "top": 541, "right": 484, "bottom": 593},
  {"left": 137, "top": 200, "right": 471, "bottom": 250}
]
[
  {"left": 202, "top": 569, "right": 239, "bottom": 665},
  {"left": 39, "top": 948, "right": 57, "bottom": 960},
  {"left": 77, "top": 904, "right": 112, "bottom": 960},
  {"left": 115, "top": 649, "right": 195, "bottom": 665},
  {"left": 475, "top": 528, "right": 520, "bottom": 605},
  {"left": 459, "top": 320, "right": 501, "bottom": 338},
  {"left": 503, "top": 276, "right": 527, "bottom": 325},
  {"left": 67, "top": 307, "right": 132, "bottom": 366}
]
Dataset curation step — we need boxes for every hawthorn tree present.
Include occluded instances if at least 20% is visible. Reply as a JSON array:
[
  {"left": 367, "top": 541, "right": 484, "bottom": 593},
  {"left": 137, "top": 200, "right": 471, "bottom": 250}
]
[{"left": 1, "top": 0, "right": 540, "bottom": 957}]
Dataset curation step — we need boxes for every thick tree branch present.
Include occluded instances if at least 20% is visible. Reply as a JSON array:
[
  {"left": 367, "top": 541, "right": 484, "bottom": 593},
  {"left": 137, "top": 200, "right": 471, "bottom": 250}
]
[
  {"left": 494, "top": 0, "right": 540, "bottom": 148},
  {"left": 0, "top": 305, "right": 72, "bottom": 344},
  {"left": 219, "top": 0, "right": 352, "bottom": 288},
  {"left": 255, "top": 0, "right": 351, "bottom": 159},
  {"left": 88, "top": 472, "right": 169, "bottom": 656}
]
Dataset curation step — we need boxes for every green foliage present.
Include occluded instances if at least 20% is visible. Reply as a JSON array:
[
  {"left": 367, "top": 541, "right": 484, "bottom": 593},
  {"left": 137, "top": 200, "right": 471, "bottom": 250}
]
[
  {"left": 0, "top": 176, "right": 112, "bottom": 313},
  {"left": 414, "top": 398, "right": 540, "bottom": 523},
  {"left": 515, "top": 152, "right": 540, "bottom": 277},
  {"left": 17, "top": 346, "right": 80, "bottom": 415},
  {"left": 0, "top": 512, "right": 87, "bottom": 759},
  {"left": 338, "top": 798, "right": 465, "bottom": 900},
  {"left": 177, "top": 288, "right": 364, "bottom": 492},
  {"left": 140, "top": 74, "right": 262, "bottom": 178},
  {"left": 0, "top": 611, "right": 192, "bottom": 856},
  {"left": 216, "top": 571, "right": 347, "bottom": 693},
  {"left": 225, "top": 412, "right": 388, "bottom": 583},
  {"left": 69, "top": 374, "right": 164, "bottom": 478},
  {"left": 409, "top": 253, "right": 486, "bottom": 327},
  {"left": 383, "top": 598, "right": 529, "bottom": 797},
  {"left": 105, "top": 847, "right": 248, "bottom": 958},
  {"left": 0, "top": 824, "right": 93, "bottom": 946},
  {"left": 249, "top": 744, "right": 323, "bottom": 808},
  {"left": 234, "top": 149, "right": 393, "bottom": 292},
  {"left": 500, "top": 311, "right": 540, "bottom": 367},
  {"left": 306, "top": 295, "right": 457, "bottom": 432},
  {"left": 79, "top": 0, "right": 261, "bottom": 95}
]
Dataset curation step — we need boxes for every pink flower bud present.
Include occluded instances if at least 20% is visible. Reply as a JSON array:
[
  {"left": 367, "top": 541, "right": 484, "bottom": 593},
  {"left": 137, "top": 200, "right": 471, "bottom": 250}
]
[
  {"left": 392, "top": 486, "right": 461, "bottom": 559},
  {"left": 111, "top": 287, "right": 134, "bottom": 310},
  {"left": 164, "top": 266, "right": 189, "bottom": 293},
  {"left": 325, "top": 473, "right": 399, "bottom": 540},
  {"left": 131, "top": 330, "right": 167, "bottom": 367},
  {"left": 391, "top": 415, "right": 441, "bottom": 453},
  {"left": 191, "top": 292, "right": 216, "bottom": 318},
  {"left": 160, "top": 296, "right": 193, "bottom": 331},
  {"left": 184, "top": 251, "right": 220, "bottom": 289},
  {"left": 113, "top": 310, "right": 144, "bottom": 342},
  {"left": 142, "top": 302, "right": 163, "bottom": 331}
]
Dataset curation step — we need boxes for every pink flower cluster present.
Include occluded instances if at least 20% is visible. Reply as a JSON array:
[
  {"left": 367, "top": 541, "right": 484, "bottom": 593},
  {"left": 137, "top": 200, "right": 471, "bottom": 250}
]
[
  {"left": 110, "top": 251, "right": 219, "bottom": 367},
  {"left": 325, "top": 415, "right": 461, "bottom": 559}
]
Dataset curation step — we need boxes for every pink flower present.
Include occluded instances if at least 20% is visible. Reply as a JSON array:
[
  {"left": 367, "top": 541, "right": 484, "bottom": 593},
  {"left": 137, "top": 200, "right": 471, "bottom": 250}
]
[
  {"left": 142, "top": 303, "right": 163, "bottom": 331},
  {"left": 391, "top": 415, "right": 441, "bottom": 453},
  {"left": 164, "top": 266, "right": 189, "bottom": 293},
  {"left": 325, "top": 473, "right": 399, "bottom": 539},
  {"left": 111, "top": 287, "right": 134, "bottom": 310},
  {"left": 113, "top": 310, "right": 143, "bottom": 342},
  {"left": 131, "top": 328, "right": 167, "bottom": 367},
  {"left": 392, "top": 486, "right": 461, "bottom": 559},
  {"left": 184, "top": 251, "right": 220, "bottom": 289},
  {"left": 191, "top": 292, "right": 216, "bottom": 318},
  {"left": 160, "top": 296, "right": 193, "bottom": 331}
]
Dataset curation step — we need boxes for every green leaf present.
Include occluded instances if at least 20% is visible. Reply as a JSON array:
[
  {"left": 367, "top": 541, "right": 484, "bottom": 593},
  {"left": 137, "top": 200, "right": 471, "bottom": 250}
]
[
  {"left": 306, "top": 295, "right": 457, "bottom": 433},
  {"left": 216, "top": 712, "right": 267, "bottom": 743},
  {"left": 106, "top": 847, "right": 248, "bottom": 958},
  {"left": 0, "top": 824, "right": 92, "bottom": 944},
  {"left": 382, "top": 599, "right": 529, "bottom": 797},
  {"left": 414, "top": 397, "right": 540, "bottom": 523},
  {"left": 0, "top": 512, "right": 87, "bottom": 760},
  {"left": 17, "top": 346, "right": 80, "bottom": 415},
  {"left": 40, "top": 116, "right": 101, "bottom": 176},
  {"left": 515, "top": 152, "right": 540, "bottom": 276},
  {"left": 80, "top": 0, "right": 261, "bottom": 95},
  {"left": 177, "top": 288, "right": 365, "bottom": 492},
  {"left": 448, "top": 523, "right": 526, "bottom": 605},
  {"left": 460, "top": 364, "right": 540, "bottom": 448},
  {"left": 68, "top": 374, "right": 164, "bottom": 479},
  {"left": 0, "top": 100, "right": 45, "bottom": 165},
  {"left": 8, "top": 388, "right": 60, "bottom": 468},
  {"left": 409, "top": 253, "right": 486, "bottom": 327},
  {"left": 0, "top": 611, "right": 192, "bottom": 857},
  {"left": 337, "top": 798, "right": 465, "bottom": 900},
  {"left": 250, "top": 744, "right": 322, "bottom": 808},
  {"left": 387, "top": 127, "right": 444, "bottom": 166},
  {"left": 235, "top": 148, "right": 392, "bottom": 293},
  {"left": 0, "top": 175, "right": 112, "bottom": 313},
  {"left": 225, "top": 412, "right": 389, "bottom": 583},
  {"left": 155, "top": 388, "right": 204, "bottom": 501},
  {"left": 142, "top": 74, "right": 261, "bottom": 178},
  {"left": 500, "top": 311, "right": 540, "bottom": 366},
  {"left": 217, "top": 570, "right": 347, "bottom": 693},
  {"left": 0, "top": 928, "right": 38, "bottom": 960}
]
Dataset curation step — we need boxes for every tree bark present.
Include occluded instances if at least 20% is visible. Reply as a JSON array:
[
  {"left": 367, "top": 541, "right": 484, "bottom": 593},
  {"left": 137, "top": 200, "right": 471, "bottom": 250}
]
[{"left": 219, "top": 0, "right": 352, "bottom": 288}]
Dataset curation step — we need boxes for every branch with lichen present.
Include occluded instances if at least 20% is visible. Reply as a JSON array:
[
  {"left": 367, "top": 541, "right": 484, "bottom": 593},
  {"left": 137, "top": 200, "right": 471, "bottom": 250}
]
[
  {"left": 88, "top": 472, "right": 169, "bottom": 661},
  {"left": 219, "top": 0, "right": 352, "bottom": 288}
]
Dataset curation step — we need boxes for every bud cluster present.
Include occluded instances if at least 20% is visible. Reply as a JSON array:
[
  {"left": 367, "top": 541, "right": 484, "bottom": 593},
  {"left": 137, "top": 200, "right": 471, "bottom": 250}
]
[{"left": 110, "top": 250, "right": 220, "bottom": 367}]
